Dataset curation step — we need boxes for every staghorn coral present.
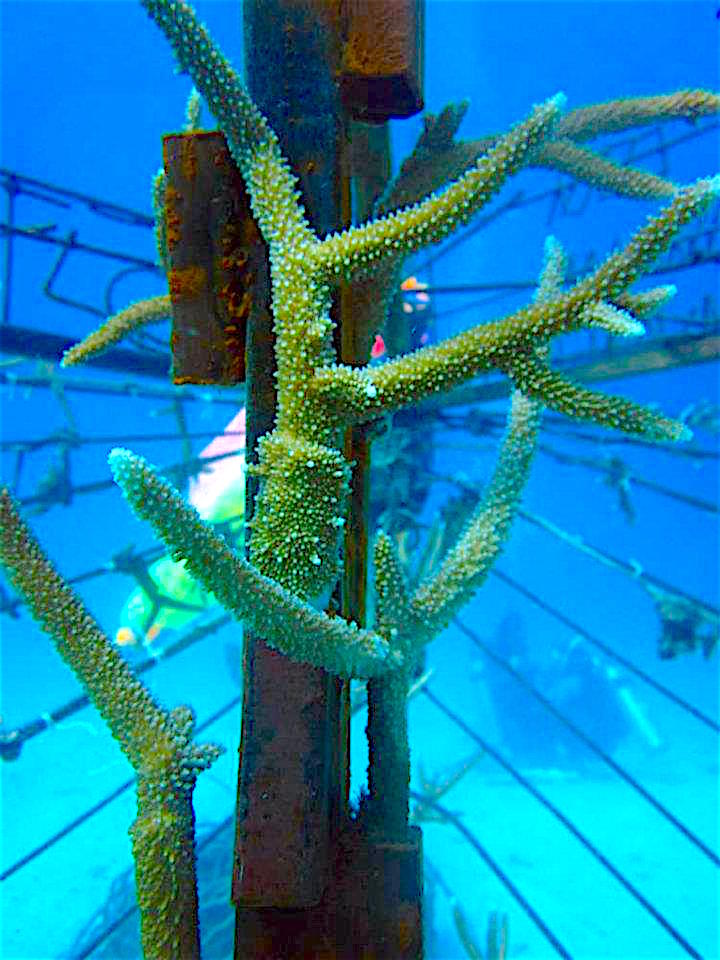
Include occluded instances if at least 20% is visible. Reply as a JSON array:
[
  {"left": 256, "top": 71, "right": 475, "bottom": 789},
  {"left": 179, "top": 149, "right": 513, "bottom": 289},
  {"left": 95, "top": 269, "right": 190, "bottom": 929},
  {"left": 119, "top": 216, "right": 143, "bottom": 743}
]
[
  {"left": 364, "top": 229, "right": 563, "bottom": 836},
  {"left": 0, "top": 0, "right": 718, "bottom": 956},
  {"left": 309, "top": 178, "right": 715, "bottom": 437},
  {"left": 0, "top": 490, "right": 222, "bottom": 960},
  {"left": 61, "top": 295, "right": 172, "bottom": 368},
  {"left": 108, "top": 447, "right": 396, "bottom": 678}
]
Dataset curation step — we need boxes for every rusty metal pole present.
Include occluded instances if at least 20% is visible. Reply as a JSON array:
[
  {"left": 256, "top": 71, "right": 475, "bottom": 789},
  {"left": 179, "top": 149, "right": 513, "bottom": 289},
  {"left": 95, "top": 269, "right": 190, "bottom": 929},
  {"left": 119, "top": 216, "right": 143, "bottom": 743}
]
[
  {"left": 339, "top": 6, "right": 426, "bottom": 958},
  {"left": 161, "top": 2, "right": 427, "bottom": 956},
  {"left": 233, "top": 4, "right": 348, "bottom": 956},
  {"left": 233, "top": 2, "right": 427, "bottom": 956}
]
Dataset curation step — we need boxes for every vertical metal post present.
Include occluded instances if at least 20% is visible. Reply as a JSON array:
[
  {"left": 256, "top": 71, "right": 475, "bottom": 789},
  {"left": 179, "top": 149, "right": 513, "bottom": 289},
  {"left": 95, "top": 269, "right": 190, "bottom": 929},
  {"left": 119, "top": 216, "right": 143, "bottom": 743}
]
[
  {"left": 230, "top": 2, "right": 426, "bottom": 955},
  {"left": 233, "top": 4, "right": 348, "bottom": 955}
]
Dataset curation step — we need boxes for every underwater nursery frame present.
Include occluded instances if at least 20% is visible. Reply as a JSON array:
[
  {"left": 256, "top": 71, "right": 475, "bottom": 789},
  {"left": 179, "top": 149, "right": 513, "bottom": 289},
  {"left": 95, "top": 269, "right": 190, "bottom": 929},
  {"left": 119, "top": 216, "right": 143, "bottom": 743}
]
[{"left": 1, "top": 1, "right": 718, "bottom": 959}]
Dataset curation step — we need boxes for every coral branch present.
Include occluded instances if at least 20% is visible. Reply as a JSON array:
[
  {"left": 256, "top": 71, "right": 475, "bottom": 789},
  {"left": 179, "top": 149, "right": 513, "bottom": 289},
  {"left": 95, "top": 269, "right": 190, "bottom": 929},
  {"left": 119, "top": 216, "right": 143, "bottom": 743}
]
[
  {"left": 412, "top": 390, "right": 542, "bottom": 632},
  {"left": 373, "top": 531, "right": 417, "bottom": 647},
  {"left": 534, "top": 139, "right": 676, "bottom": 198},
  {"left": 390, "top": 91, "right": 719, "bottom": 207},
  {"left": 506, "top": 351, "right": 687, "bottom": 441},
  {"left": 309, "top": 177, "right": 718, "bottom": 435},
  {"left": 108, "top": 448, "right": 398, "bottom": 678},
  {"left": 61, "top": 295, "right": 172, "bottom": 368},
  {"left": 555, "top": 90, "right": 720, "bottom": 141},
  {"left": 0, "top": 488, "right": 221, "bottom": 960},
  {"left": 0, "top": 487, "right": 174, "bottom": 767},
  {"left": 312, "top": 94, "right": 565, "bottom": 281},
  {"left": 618, "top": 285, "right": 677, "bottom": 318}
]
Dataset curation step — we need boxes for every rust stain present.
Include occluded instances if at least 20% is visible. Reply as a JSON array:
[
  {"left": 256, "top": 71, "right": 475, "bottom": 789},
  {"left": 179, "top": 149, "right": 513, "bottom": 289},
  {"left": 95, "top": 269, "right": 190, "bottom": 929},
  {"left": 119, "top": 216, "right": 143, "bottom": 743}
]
[{"left": 168, "top": 264, "right": 207, "bottom": 301}]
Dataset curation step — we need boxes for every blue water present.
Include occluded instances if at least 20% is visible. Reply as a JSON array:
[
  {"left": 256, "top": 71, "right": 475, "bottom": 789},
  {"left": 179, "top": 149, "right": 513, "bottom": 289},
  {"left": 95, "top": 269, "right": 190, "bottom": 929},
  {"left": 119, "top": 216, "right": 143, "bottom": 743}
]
[{"left": 1, "top": 2, "right": 718, "bottom": 958}]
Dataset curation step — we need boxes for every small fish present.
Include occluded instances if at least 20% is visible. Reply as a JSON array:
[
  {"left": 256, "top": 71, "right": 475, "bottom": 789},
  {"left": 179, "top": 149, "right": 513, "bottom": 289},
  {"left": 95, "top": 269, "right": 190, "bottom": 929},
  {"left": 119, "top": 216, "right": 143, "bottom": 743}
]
[
  {"left": 115, "top": 408, "right": 246, "bottom": 649},
  {"left": 401, "top": 275, "right": 430, "bottom": 314},
  {"left": 370, "top": 333, "right": 386, "bottom": 359},
  {"left": 115, "top": 626, "right": 136, "bottom": 647},
  {"left": 369, "top": 276, "right": 432, "bottom": 362}
]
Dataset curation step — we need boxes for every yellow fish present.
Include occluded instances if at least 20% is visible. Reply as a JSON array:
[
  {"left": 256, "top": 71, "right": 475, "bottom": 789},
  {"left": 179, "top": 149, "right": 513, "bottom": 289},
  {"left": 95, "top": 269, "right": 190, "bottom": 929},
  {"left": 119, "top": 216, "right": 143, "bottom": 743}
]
[{"left": 115, "top": 409, "right": 245, "bottom": 649}]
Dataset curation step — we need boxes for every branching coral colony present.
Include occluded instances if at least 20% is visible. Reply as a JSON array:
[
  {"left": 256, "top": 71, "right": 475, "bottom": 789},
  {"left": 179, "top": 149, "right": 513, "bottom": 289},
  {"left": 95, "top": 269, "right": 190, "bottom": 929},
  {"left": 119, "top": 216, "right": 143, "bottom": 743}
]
[{"left": 0, "top": 0, "right": 718, "bottom": 956}]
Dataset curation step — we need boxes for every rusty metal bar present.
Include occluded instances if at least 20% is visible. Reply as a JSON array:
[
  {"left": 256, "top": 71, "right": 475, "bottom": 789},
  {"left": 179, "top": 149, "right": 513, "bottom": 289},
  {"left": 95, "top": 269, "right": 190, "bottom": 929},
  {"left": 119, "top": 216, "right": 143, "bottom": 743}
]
[
  {"left": 163, "top": 131, "right": 262, "bottom": 385},
  {"left": 340, "top": 0, "right": 425, "bottom": 122},
  {"left": 234, "top": 2, "right": 426, "bottom": 955},
  {"left": 233, "top": 0, "right": 345, "bottom": 931}
]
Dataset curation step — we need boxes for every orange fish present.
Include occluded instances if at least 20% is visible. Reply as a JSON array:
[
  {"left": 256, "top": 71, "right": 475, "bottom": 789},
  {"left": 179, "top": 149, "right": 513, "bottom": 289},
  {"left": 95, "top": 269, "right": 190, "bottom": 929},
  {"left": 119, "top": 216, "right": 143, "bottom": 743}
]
[{"left": 401, "top": 275, "right": 430, "bottom": 314}]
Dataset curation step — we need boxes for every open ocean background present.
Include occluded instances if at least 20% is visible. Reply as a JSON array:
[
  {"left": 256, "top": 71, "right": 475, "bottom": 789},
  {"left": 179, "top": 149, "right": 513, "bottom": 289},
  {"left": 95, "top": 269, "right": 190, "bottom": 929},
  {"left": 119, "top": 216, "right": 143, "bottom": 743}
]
[{"left": 1, "top": 2, "right": 718, "bottom": 958}]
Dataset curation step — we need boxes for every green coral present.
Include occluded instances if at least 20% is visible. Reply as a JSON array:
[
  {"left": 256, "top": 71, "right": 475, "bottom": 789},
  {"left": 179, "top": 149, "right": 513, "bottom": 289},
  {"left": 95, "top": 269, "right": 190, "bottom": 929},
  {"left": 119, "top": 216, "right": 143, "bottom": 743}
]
[
  {"left": 0, "top": 0, "right": 718, "bottom": 956},
  {"left": 108, "top": 448, "right": 396, "bottom": 678},
  {"left": 0, "top": 490, "right": 221, "bottom": 960}
]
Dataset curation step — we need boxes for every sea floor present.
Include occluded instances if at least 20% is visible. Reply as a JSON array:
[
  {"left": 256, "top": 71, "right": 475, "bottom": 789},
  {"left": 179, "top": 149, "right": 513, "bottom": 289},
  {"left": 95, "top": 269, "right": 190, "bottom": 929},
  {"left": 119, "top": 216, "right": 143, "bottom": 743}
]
[{"left": 2, "top": 746, "right": 717, "bottom": 959}]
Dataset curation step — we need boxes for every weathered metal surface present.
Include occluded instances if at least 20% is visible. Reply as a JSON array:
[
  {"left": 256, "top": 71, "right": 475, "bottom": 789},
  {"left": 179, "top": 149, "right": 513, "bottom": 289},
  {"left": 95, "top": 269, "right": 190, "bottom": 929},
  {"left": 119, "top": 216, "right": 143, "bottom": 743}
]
[
  {"left": 234, "top": 0, "right": 345, "bottom": 916},
  {"left": 163, "top": 131, "right": 264, "bottom": 384},
  {"left": 335, "top": 825, "right": 424, "bottom": 959},
  {"left": 234, "top": 2, "right": 426, "bottom": 954},
  {"left": 340, "top": 0, "right": 425, "bottom": 122}
]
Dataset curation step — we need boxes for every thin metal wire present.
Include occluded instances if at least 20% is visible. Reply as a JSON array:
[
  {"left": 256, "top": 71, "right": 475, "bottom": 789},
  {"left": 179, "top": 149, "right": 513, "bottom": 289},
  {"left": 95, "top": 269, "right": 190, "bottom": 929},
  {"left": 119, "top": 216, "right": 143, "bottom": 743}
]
[
  {"left": 409, "top": 786, "right": 573, "bottom": 959},
  {"left": 0, "top": 695, "right": 241, "bottom": 884},
  {"left": 491, "top": 568, "right": 718, "bottom": 733},
  {"left": 423, "top": 686, "right": 705, "bottom": 960},
  {"left": 454, "top": 618, "right": 719, "bottom": 865}
]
